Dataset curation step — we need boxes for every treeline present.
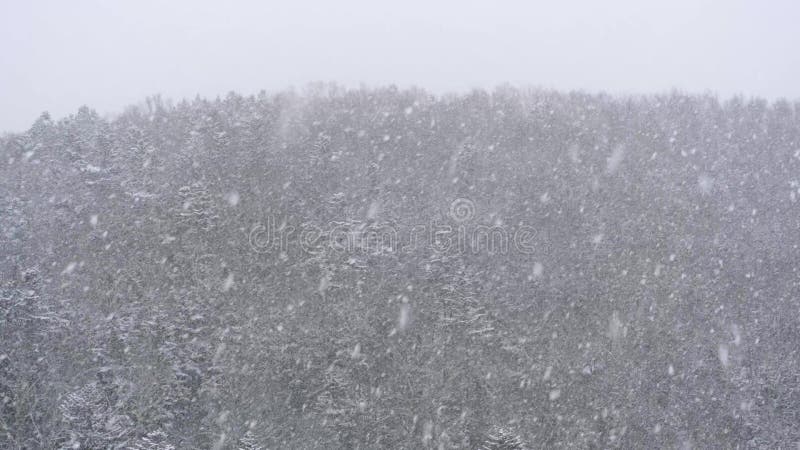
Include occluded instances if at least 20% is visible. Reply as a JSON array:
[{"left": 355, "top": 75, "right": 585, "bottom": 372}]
[{"left": 1, "top": 85, "right": 799, "bottom": 448}]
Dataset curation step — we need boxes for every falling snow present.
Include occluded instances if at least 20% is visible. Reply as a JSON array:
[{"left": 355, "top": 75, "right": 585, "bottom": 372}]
[{"left": 2, "top": 85, "right": 798, "bottom": 448}]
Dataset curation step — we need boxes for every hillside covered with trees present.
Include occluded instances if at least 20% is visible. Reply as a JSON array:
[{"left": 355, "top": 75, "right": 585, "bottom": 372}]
[{"left": 1, "top": 85, "right": 799, "bottom": 448}]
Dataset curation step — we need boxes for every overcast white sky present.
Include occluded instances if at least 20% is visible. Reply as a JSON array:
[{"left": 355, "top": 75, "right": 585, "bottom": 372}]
[{"left": 1, "top": 0, "right": 799, "bottom": 133}]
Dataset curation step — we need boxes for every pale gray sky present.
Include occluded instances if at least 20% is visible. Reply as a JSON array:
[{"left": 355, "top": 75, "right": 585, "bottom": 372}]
[{"left": 1, "top": 0, "right": 799, "bottom": 133}]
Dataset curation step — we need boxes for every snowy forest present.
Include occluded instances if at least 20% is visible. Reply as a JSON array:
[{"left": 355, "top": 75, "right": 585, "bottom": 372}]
[{"left": 1, "top": 85, "right": 799, "bottom": 448}]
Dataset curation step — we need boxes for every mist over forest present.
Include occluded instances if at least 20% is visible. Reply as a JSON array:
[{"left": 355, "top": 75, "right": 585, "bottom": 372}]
[{"left": 2, "top": 85, "right": 800, "bottom": 448}]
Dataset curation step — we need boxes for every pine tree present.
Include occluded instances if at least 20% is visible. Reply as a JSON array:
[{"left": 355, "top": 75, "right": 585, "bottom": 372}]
[
  {"left": 0, "top": 269, "right": 65, "bottom": 448},
  {"left": 480, "top": 426, "right": 528, "bottom": 450},
  {"left": 236, "top": 429, "right": 262, "bottom": 450},
  {"left": 177, "top": 182, "right": 218, "bottom": 233},
  {"left": 58, "top": 370, "right": 135, "bottom": 449},
  {"left": 128, "top": 430, "right": 176, "bottom": 450}
]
